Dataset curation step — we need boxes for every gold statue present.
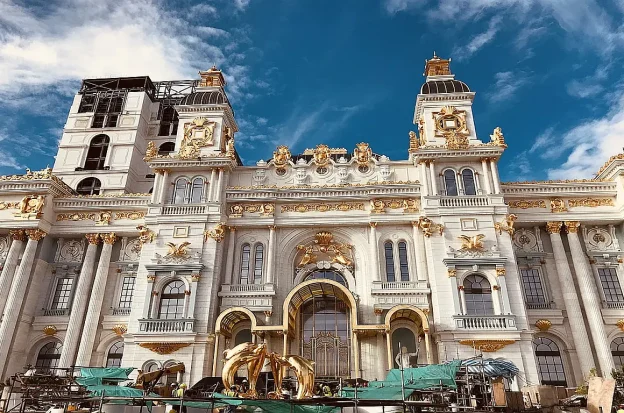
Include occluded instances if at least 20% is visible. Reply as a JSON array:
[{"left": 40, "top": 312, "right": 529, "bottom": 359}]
[
  {"left": 144, "top": 141, "right": 158, "bottom": 161},
  {"left": 408, "top": 131, "right": 419, "bottom": 152},
  {"left": 418, "top": 115, "right": 427, "bottom": 145},
  {"left": 494, "top": 214, "right": 517, "bottom": 235},
  {"left": 458, "top": 234, "right": 486, "bottom": 252},
  {"left": 353, "top": 142, "right": 372, "bottom": 167},
  {"left": 166, "top": 242, "right": 191, "bottom": 258},
  {"left": 297, "top": 245, "right": 317, "bottom": 267},
  {"left": 331, "top": 245, "right": 353, "bottom": 267},
  {"left": 417, "top": 216, "right": 443, "bottom": 237},
  {"left": 273, "top": 145, "right": 291, "bottom": 169},
  {"left": 490, "top": 127, "right": 507, "bottom": 147},
  {"left": 296, "top": 231, "right": 354, "bottom": 269},
  {"left": 222, "top": 343, "right": 267, "bottom": 399},
  {"left": 225, "top": 136, "right": 236, "bottom": 159},
  {"left": 205, "top": 222, "right": 226, "bottom": 242},
  {"left": 136, "top": 225, "right": 156, "bottom": 244},
  {"left": 313, "top": 144, "right": 330, "bottom": 167},
  {"left": 283, "top": 355, "right": 315, "bottom": 399}
]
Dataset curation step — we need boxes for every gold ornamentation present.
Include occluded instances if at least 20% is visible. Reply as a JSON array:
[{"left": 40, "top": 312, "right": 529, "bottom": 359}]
[
  {"left": 184, "top": 290, "right": 191, "bottom": 296},
  {"left": 115, "top": 211, "right": 145, "bottom": 220},
  {"left": 494, "top": 214, "right": 517, "bottom": 235},
  {"left": 264, "top": 311, "right": 273, "bottom": 317},
  {"left": 204, "top": 222, "right": 227, "bottom": 242},
  {"left": 56, "top": 193, "right": 151, "bottom": 199},
  {"left": 444, "top": 131, "right": 469, "bottom": 150},
  {"left": 458, "top": 285, "right": 464, "bottom": 290},
  {"left": 281, "top": 202, "right": 364, "bottom": 213},
  {"left": 229, "top": 203, "right": 275, "bottom": 217},
  {"left": 416, "top": 216, "right": 444, "bottom": 237},
  {"left": 568, "top": 198, "right": 615, "bottom": 208},
  {"left": 313, "top": 144, "right": 331, "bottom": 167},
  {"left": 101, "top": 233, "right": 117, "bottom": 245},
  {"left": 139, "top": 342, "right": 190, "bottom": 355},
  {"left": 94, "top": 211, "right": 113, "bottom": 225},
  {"left": 617, "top": 319, "right": 624, "bottom": 332},
  {"left": 373, "top": 308, "right": 384, "bottom": 316},
  {"left": 403, "top": 199, "right": 419, "bottom": 213},
  {"left": 459, "top": 339, "right": 515, "bottom": 352},
  {"left": 507, "top": 200, "right": 546, "bottom": 209},
  {"left": 137, "top": 225, "right": 156, "bottom": 245},
  {"left": 273, "top": 145, "right": 291, "bottom": 172},
  {"left": 0, "top": 201, "right": 19, "bottom": 210},
  {"left": 564, "top": 221, "right": 580, "bottom": 233},
  {"left": 26, "top": 229, "right": 46, "bottom": 241},
  {"left": 433, "top": 106, "right": 469, "bottom": 148},
  {"left": 408, "top": 131, "right": 419, "bottom": 153},
  {"left": 13, "top": 195, "right": 45, "bottom": 219},
  {"left": 296, "top": 231, "right": 354, "bottom": 268},
  {"left": 353, "top": 142, "right": 372, "bottom": 167},
  {"left": 596, "top": 152, "right": 624, "bottom": 176},
  {"left": 225, "top": 135, "right": 236, "bottom": 159},
  {"left": 165, "top": 242, "right": 191, "bottom": 257},
  {"left": 492, "top": 285, "right": 500, "bottom": 290},
  {"left": 535, "top": 319, "right": 552, "bottom": 331},
  {"left": 424, "top": 52, "right": 451, "bottom": 76},
  {"left": 458, "top": 234, "right": 486, "bottom": 252},
  {"left": 447, "top": 269, "right": 457, "bottom": 277},
  {"left": 199, "top": 65, "right": 225, "bottom": 87},
  {"left": 85, "top": 233, "right": 100, "bottom": 245},
  {"left": 227, "top": 180, "right": 419, "bottom": 190},
  {"left": 550, "top": 198, "right": 567, "bottom": 213},
  {"left": 191, "top": 273, "right": 201, "bottom": 282},
  {"left": 370, "top": 198, "right": 420, "bottom": 213},
  {"left": 43, "top": 325, "right": 57, "bottom": 336},
  {"left": 370, "top": 199, "right": 385, "bottom": 214},
  {"left": 496, "top": 268, "right": 506, "bottom": 276},
  {"left": 112, "top": 324, "right": 127, "bottom": 336},
  {"left": 144, "top": 141, "right": 158, "bottom": 162},
  {"left": 9, "top": 229, "right": 26, "bottom": 241},
  {"left": 147, "top": 274, "right": 156, "bottom": 282},
  {"left": 418, "top": 115, "right": 427, "bottom": 145},
  {"left": 545, "top": 221, "right": 563, "bottom": 234},
  {"left": 177, "top": 117, "right": 216, "bottom": 158},
  {"left": 489, "top": 127, "right": 507, "bottom": 148}
]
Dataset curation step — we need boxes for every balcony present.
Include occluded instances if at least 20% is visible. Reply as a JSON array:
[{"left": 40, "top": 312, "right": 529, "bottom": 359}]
[
  {"left": 371, "top": 280, "right": 430, "bottom": 309},
  {"left": 161, "top": 205, "right": 207, "bottom": 215},
  {"left": 605, "top": 301, "right": 624, "bottom": 309},
  {"left": 219, "top": 283, "right": 275, "bottom": 312},
  {"left": 453, "top": 314, "right": 516, "bottom": 330},
  {"left": 439, "top": 196, "right": 489, "bottom": 208},
  {"left": 526, "top": 302, "right": 555, "bottom": 310},
  {"left": 42, "top": 308, "right": 70, "bottom": 316},
  {"left": 111, "top": 307, "right": 131, "bottom": 316},
  {"left": 138, "top": 318, "right": 195, "bottom": 333}
]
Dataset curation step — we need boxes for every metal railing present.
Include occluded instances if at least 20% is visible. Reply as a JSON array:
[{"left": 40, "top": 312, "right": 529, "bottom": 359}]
[
  {"left": 138, "top": 318, "right": 195, "bottom": 333},
  {"left": 605, "top": 301, "right": 624, "bottom": 309},
  {"left": 111, "top": 307, "right": 131, "bottom": 316},
  {"left": 454, "top": 314, "right": 516, "bottom": 330}
]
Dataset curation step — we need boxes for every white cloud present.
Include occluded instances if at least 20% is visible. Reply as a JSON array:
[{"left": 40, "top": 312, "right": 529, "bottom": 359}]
[
  {"left": 486, "top": 71, "right": 531, "bottom": 103},
  {"left": 566, "top": 80, "right": 604, "bottom": 99},
  {"left": 190, "top": 3, "right": 218, "bottom": 16},
  {"left": 383, "top": 0, "right": 426, "bottom": 14},
  {"left": 453, "top": 16, "right": 502, "bottom": 61},
  {"left": 256, "top": 117, "right": 268, "bottom": 125},
  {"left": 234, "top": 0, "right": 251, "bottom": 11}
]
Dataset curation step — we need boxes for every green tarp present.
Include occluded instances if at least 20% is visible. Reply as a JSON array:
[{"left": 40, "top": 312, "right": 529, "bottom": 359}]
[
  {"left": 171, "top": 397, "right": 338, "bottom": 413},
  {"left": 76, "top": 368, "right": 134, "bottom": 386}
]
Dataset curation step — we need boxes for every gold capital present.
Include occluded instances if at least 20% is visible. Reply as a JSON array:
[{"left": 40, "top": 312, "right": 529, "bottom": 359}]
[
  {"left": 268, "top": 225, "right": 277, "bottom": 230},
  {"left": 101, "top": 233, "right": 117, "bottom": 244},
  {"left": 545, "top": 221, "right": 562, "bottom": 234},
  {"left": 496, "top": 268, "right": 506, "bottom": 276},
  {"left": 85, "top": 233, "right": 100, "bottom": 245},
  {"left": 370, "top": 222, "right": 378, "bottom": 228},
  {"left": 26, "top": 229, "right": 46, "bottom": 241},
  {"left": 9, "top": 229, "right": 26, "bottom": 241},
  {"left": 447, "top": 269, "right": 457, "bottom": 277},
  {"left": 564, "top": 221, "right": 580, "bottom": 233}
]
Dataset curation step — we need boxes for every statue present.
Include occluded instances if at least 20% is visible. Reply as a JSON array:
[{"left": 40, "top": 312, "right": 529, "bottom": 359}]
[
  {"left": 273, "top": 145, "right": 291, "bottom": 169},
  {"left": 313, "top": 144, "right": 330, "bottom": 167},
  {"left": 144, "top": 141, "right": 158, "bottom": 161},
  {"left": 490, "top": 127, "right": 507, "bottom": 147},
  {"left": 353, "top": 142, "right": 372, "bottom": 167},
  {"left": 394, "top": 340, "right": 421, "bottom": 369},
  {"left": 458, "top": 234, "right": 486, "bottom": 252},
  {"left": 222, "top": 343, "right": 267, "bottom": 399},
  {"left": 283, "top": 355, "right": 315, "bottom": 399},
  {"left": 136, "top": 225, "right": 155, "bottom": 244},
  {"left": 297, "top": 245, "right": 317, "bottom": 267},
  {"left": 494, "top": 214, "right": 517, "bottom": 235},
  {"left": 408, "top": 131, "right": 419, "bottom": 152},
  {"left": 225, "top": 136, "right": 236, "bottom": 159},
  {"left": 331, "top": 245, "right": 353, "bottom": 267},
  {"left": 418, "top": 115, "right": 427, "bottom": 145}
]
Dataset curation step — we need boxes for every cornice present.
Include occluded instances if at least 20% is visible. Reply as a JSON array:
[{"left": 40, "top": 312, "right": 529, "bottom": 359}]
[{"left": 147, "top": 157, "right": 237, "bottom": 170}]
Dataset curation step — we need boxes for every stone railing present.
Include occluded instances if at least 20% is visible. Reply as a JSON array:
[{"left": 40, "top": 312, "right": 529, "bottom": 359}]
[
  {"left": 454, "top": 314, "right": 516, "bottom": 330},
  {"left": 138, "top": 319, "right": 195, "bottom": 333},
  {"left": 220, "top": 284, "right": 276, "bottom": 294},
  {"left": 605, "top": 301, "right": 624, "bottom": 309},
  {"left": 526, "top": 302, "right": 554, "bottom": 310},
  {"left": 438, "top": 196, "right": 489, "bottom": 208},
  {"left": 42, "top": 308, "right": 70, "bottom": 316},
  {"left": 161, "top": 205, "right": 207, "bottom": 215},
  {"left": 111, "top": 307, "right": 131, "bottom": 316},
  {"left": 371, "top": 281, "right": 429, "bottom": 291}
]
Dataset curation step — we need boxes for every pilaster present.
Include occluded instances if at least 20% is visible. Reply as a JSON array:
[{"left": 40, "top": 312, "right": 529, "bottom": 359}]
[
  {"left": 411, "top": 222, "right": 428, "bottom": 282},
  {"left": 369, "top": 223, "right": 380, "bottom": 282},
  {"left": 0, "top": 230, "right": 26, "bottom": 317}
]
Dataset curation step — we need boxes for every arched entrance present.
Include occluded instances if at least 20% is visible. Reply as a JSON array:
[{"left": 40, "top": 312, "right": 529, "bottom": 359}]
[
  {"left": 385, "top": 305, "right": 432, "bottom": 369},
  {"left": 283, "top": 279, "right": 358, "bottom": 378},
  {"left": 213, "top": 307, "right": 258, "bottom": 376}
]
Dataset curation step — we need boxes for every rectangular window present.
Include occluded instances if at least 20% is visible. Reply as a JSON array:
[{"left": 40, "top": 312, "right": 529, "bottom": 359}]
[
  {"left": 598, "top": 268, "right": 624, "bottom": 303},
  {"left": 253, "top": 246, "right": 264, "bottom": 284},
  {"left": 384, "top": 243, "right": 395, "bottom": 282},
  {"left": 51, "top": 278, "right": 73, "bottom": 309},
  {"left": 119, "top": 276, "right": 136, "bottom": 308},
  {"left": 90, "top": 91, "right": 126, "bottom": 128},
  {"left": 520, "top": 268, "right": 547, "bottom": 307}
]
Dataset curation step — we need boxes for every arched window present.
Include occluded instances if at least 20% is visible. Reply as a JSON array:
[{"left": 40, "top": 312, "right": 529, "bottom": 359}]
[
  {"left": 234, "top": 329, "right": 252, "bottom": 346},
  {"left": 173, "top": 178, "right": 188, "bottom": 204},
  {"left": 612, "top": 338, "right": 624, "bottom": 368},
  {"left": 398, "top": 241, "right": 409, "bottom": 282},
  {"left": 190, "top": 178, "right": 204, "bottom": 203},
  {"left": 239, "top": 244, "right": 251, "bottom": 284},
  {"left": 76, "top": 177, "right": 102, "bottom": 195},
  {"left": 304, "top": 270, "right": 347, "bottom": 287},
  {"left": 253, "top": 245, "right": 264, "bottom": 284},
  {"left": 443, "top": 169, "right": 458, "bottom": 196},
  {"left": 158, "top": 142, "right": 176, "bottom": 155},
  {"left": 84, "top": 135, "right": 110, "bottom": 170},
  {"left": 158, "top": 107, "right": 179, "bottom": 136},
  {"left": 106, "top": 341, "right": 124, "bottom": 367},
  {"left": 463, "top": 275, "right": 494, "bottom": 315},
  {"left": 239, "top": 244, "right": 264, "bottom": 284},
  {"left": 158, "top": 280, "right": 185, "bottom": 319},
  {"left": 534, "top": 337, "right": 566, "bottom": 386},
  {"left": 384, "top": 242, "right": 396, "bottom": 282},
  {"left": 461, "top": 169, "right": 476, "bottom": 195},
  {"left": 35, "top": 341, "right": 62, "bottom": 372}
]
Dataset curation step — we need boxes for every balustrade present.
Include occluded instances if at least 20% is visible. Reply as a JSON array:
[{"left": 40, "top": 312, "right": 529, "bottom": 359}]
[
  {"left": 138, "top": 318, "right": 195, "bottom": 333},
  {"left": 454, "top": 314, "right": 516, "bottom": 330}
]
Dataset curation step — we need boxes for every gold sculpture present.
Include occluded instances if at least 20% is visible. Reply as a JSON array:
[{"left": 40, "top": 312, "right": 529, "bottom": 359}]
[
  {"left": 178, "top": 117, "right": 216, "bottom": 158},
  {"left": 313, "top": 144, "right": 331, "bottom": 167},
  {"left": 489, "top": 127, "right": 507, "bottom": 148},
  {"left": 14, "top": 194, "right": 45, "bottom": 219},
  {"left": 408, "top": 131, "right": 419, "bottom": 153},
  {"left": 144, "top": 141, "right": 158, "bottom": 161},
  {"left": 535, "top": 319, "right": 552, "bottom": 331},
  {"left": 459, "top": 339, "right": 515, "bottom": 352},
  {"left": 353, "top": 142, "right": 372, "bottom": 167},
  {"left": 416, "top": 216, "right": 444, "bottom": 237},
  {"left": 165, "top": 242, "right": 191, "bottom": 258},
  {"left": 204, "top": 222, "right": 226, "bottom": 242},
  {"left": 273, "top": 145, "right": 291, "bottom": 171},
  {"left": 225, "top": 136, "right": 236, "bottom": 159},
  {"left": 458, "top": 234, "right": 486, "bottom": 252},
  {"left": 550, "top": 198, "right": 567, "bottom": 213},
  {"left": 137, "top": 225, "right": 156, "bottom": 245},
  {"left": 296, "top": 231, "right": 353, "bottom": 268},
  {"left": 494, "top": 214, "right": 517, "bottom": 235}
]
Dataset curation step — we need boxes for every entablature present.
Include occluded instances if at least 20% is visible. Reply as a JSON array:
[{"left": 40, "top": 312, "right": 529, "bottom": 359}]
[{"left": 146, "top": 156, "right": 237, "bottom": 170}]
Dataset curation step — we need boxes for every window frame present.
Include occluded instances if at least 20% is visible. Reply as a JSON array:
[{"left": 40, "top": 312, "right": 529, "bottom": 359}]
[
  {"left": 460, "top": 168, "right": 477, "bottom": 196},
  {"left": 238, "top": 243, "right": 265, "bottom": 284},
  {"left": 612, "top": 337, "right": 624, "bottom": 368},
  {"left": 76, "top": 177, "right": 102, "bottom": 195},
  {"left": 519, "top": 267, "right": 549, "bottom": 308},
  {"left": 158, "top": 141, "right": 176, "bottom": 155},
  {"left": 384, "top": 241, "right": 396, "bottom": 282},
  {"left": 35, "top": 341, "right": 63, "bottom": 373},
  {"left": 533, "top": 337, "right": 567, "bottom": 386},
  {"left": 173, "top": 178, "right": 189, "bottom": 204},
  {"left": 442, "top": 169, "right": 458, "bottom": 196},
  {"left": 84, "top": 135, "right": 110, "bottom": 170},
  {"left": 597, "top": 267, "right": 624, "bottom": 304},
  {"left": 106, "top": 341, "right": 125, "bottom": 368},
  {"left": 158, "top": 280, "right": 186, "bottom": 319},
  {"left": 463, "top": 274, "right": 494, "bottom": 316}
]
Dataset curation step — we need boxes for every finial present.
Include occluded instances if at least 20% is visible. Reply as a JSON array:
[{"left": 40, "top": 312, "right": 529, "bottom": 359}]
[{"left": 433, "top": 51, "right": 437, "bottom": 58}]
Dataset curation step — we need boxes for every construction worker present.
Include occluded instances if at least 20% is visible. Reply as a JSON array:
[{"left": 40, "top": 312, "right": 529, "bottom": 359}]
[{"left": 175, "top": 383, "right": 187, "bottom": 397}]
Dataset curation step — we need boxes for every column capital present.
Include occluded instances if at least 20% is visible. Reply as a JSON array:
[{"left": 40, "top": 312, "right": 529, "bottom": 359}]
[
  {"left": 26, "top": 229, "right": 46, "bottom": 241},
  {"left": 564, "top": 221, "right": 580, "bottom": 233},
  {"left": 480, "top": 157, "right": 492, "bottom": 162},
  {"left": 370, "top": 222, "right": 378, "bottom": 228},
  {"left": 545, "top": 221, "right": 563, "bottom": 234},
  {"left": 227, "top": 225, "right": 236, "bottom": 232},
  {"left": 100, "top": 233, "right": 117, "bottom": 245},
  {"left": 9, "top": 229, "right": 26, "bottom": 241},
  {"left": 268, "top": 225, "right": 277, "bottom": 231},
  {"left": 154, "top": 168, "right": 171, "bottom": 175},
  {"left": 85, "top": 233, "right": 101, "bottom": 245}
]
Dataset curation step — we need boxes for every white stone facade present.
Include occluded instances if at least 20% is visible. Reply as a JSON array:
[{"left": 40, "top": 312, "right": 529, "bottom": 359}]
[{"left": 0, "top": 59, "right": 623, "bottom": 390}]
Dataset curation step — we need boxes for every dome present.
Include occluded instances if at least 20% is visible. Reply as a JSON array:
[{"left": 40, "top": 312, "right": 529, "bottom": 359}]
[
  {"left": 179, "top": 90, "right": 229, "bottom": 105},
  {"left": 420, "top": 80, "right": 470, "bottom": 94}
]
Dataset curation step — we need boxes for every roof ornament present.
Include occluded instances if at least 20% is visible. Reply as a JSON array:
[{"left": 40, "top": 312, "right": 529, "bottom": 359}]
[{"left": 424, "top": 52, "right": 452, "bottom": 77}]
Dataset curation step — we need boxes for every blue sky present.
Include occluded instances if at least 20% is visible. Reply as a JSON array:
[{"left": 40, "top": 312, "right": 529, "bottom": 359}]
[{"left": 1, "top": 0, "right": 623, "bottom": 181}]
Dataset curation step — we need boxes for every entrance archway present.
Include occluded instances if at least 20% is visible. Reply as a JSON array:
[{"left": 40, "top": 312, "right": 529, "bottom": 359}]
[
  {"left": 385, "top": 305, "right": 432, "bottom": 368},
  {"left": 212, "top": 307, "right": 258, "bottom": 376}
]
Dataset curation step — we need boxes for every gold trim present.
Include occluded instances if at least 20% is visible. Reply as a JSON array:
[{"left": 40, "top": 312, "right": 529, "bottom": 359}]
[
  {"left": 545, "top": 221, "right": 562, "bottom": 234},
  {"left": 416, "top": 216, "right": 444, "bottom": 237},
  {"left": 139, "top": 342, "right": 190, "bottom": 355},
  {"left": 550, "top": 199, "right": 567, "bottom": 213},
  {"left": 26, "top": 229, "right": 46, "bottom": 241},
  {"left": 204, "top": 222, "right": 227, "bottom": 242},
  {"left": 535, "top": 319, "right": 552, "bottom": 331},
  {"left": 568, "top": 198, "right": 615, "bottom": 208},
  {"left": 114, "top": 211, "right": 145, "bottom": 220},
  {"left": 494, "top": 214, "right": 517, "bottom": 235},
  {"left": 596, "top": 152, "right": 624, "bottom": 176},
  {"left": 459, "top": 339, "right": 515, "bottom": 352},
  {"left": 43, "top": 325, "right": 57, "bottom": 336},
  {"left": 507, "top": 200, "right": 546, "bottom": 209},
  {"left": 496, "top": 268, "right": 506, "bottom": 276},
  {"left": 85, "top": 233, "right": 100, "bottom": 245},
  {"left": 564, "top": 221, "right": 580, "bottom": 233},
  {"left": 226, "top": 180, "right": 419, "bottom": 190},
  {"left": 9, "top": 229, "right": 26, "bottom": 241},
  {"left": 282, "top": 202, "right": 364, "bottom": 213},
  {"left": 112, "top": 324, "right": 127, "bottom": 336},
  {"left": 458, "top": 234, "right": 486, "bottom": 252},
  {"left": 447, "top": 269, "right": 457, "bottom": 277},
  {"left": 56, "top": 211, "right": 113, "bottom": 225},
  {"left": 617, "top": 319, "right": 624, "bottom": 332},
  {"left": 101, "top": 233, "right": 117, "bottom": 245},
  {"left": 229, "top": 203, "right": 275, "bottom": 217}
]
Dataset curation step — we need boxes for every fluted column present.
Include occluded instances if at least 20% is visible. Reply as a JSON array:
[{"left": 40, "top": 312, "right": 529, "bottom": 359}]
[
  {"left": 411, "top": 222, "right": 429, "bottom": 282},
  {"left": 215, "top": 168, "right": 225, "bottom": 203},
  {"left": 428, "top": 161, "right": 438, "bottom": 195},
  {"left": 546, "top": 222, "right": 595, "bottom": 375},
  {"left": 75, "top": 233, "right": 116, "bottom": 367},
  {"left": 208, "top": 168, "right": 217, "bottom": 201},
  {"left": 224, "top": 227, "right": 236, "bottom": 284},
  {"left": 565, "top": 221, "right": 615, "bottom": 375},
  {"left": 480, "top": 158, "right": 492, "bottom": 194},
  {"left": 0, "top": 229, "right": 46, "bottom": 375},
  {"left": 419, "top": 161, "right": 429, "bottom": 196},
  {"left": 490, "top": 159, "right": 501, "bottom": 194},
  {"left": 151, "top": 170, "right": 162, "bottom": 203},
  {"left": 265, "top": 225, "right": 276, "bottom": 284},
  {"left": 0, "top": 230, "right": 27, "bottom": 317},
  {"left": 58, "top": 234, "right": 100, "bottom": 369},
  {"left": 156, "top": 169, "right": 170, "bottom": 204},
  {"left": 369, "top": 223, "right": 380, "bottom": 282}
]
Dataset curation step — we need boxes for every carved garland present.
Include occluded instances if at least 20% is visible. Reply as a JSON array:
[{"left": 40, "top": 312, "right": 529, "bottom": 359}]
[
  {"left": 507, "top": 200, "right": 546, "bottom": 209},
  {"left": 459, "top": 340, "right": 515, "bottom": 352},
  {"left": 229, "top": 203, "right": 275, "bottom": 218},
  {"left": 139, "top": 342, "right": 191, "bottom": 355},
  {"left": 281, "top": 203, "right": 364, "bottom": 213}
]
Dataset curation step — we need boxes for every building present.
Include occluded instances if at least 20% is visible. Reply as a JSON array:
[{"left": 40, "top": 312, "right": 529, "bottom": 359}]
[{"left": 0, "top": 54, "right": 623, "bottom": 390}]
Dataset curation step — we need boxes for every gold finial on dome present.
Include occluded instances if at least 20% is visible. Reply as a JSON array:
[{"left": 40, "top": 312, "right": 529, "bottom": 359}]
[
  {"left": 424, "top": 52, "right": 452, "bottom": 77},
  {"left": 199, "top": 65, "right": 226, "bottom": 87}
]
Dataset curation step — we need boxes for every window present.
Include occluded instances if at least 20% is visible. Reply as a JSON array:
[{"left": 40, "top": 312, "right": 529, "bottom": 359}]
[
  {"left": 534, "top": 337, "right": 566, "bottom": 386},
  {"left": 84, "top": 135, "right": 110, "bottom": 170},
  {"left": 76, "top": 177, "right": 102, "bottom": 195},
  {"left": 234, "top": 329, "right": 252, "bottom": 346},
  {"left": 158, "top": 142, "right": 175, "bottom": 155},
  {"left": 119, "top": 276, "right": 136, "bottom": 308},
  {"left": 612, "top": 338, "right": 624, "bottom": 368},
  {"left": 463, "top": 275, "right": 494, "bottom": 315},
  {"left": 443, "top": 170, "right": 458, "bottom": 196},
  {"left": 91, "top": 92, "right": 125, "bottom": 128},
  {"left": 239, "top": 244, "right": 264, "bottom": 284},
  {"left": 51, "top": 278, "right": 73, "bottom": 310},
  {"left": 461, "top": 169, "right": 476, "bottom": 195},
  {"left": 158, "top": 106, "right": 179, "bottom": 136},
  {"left": 35, "top": 341, "right": 62, "bottom": 372},
  {"left": 598, "top": 268, "right": 624, "bottom": 303},
  {"left": 190, "top": 178, "right": 204, "bottom": 203},
  {"left": 106, "top": 342, "right": 124, "bottom": 367},
  {"left": 158, "top": 280, "right": 185, "bottom": 319},
  {"left": 520, "top": 269, "right": 547, "bottom": 308},
  {"left": 384, "top": 242, "right": 396, "bottom": 282},
  {"left": 239, "top": 244, "right": 251, "bottom": 284},
  {"left": 173, "top": 178, "right": 188, "bottom": 204},
  {"left": 304, "top": 270, "right": 347, "bottom": 287},
  {"left": 253, "top": 245, "right": 264, "bottom": 284},
  {"left": 398, "top": 242, "right": 409, "bottom": 282}
]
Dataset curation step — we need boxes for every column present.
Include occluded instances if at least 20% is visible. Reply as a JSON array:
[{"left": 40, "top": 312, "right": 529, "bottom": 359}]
[
  {"left": 428, "top": 161, "right": 438, "bottom": 196},
  {"left": 448, "top": 270, "right": 462, "bottom": 314},
  {"left": 215, "top": 168, "right": 225, "bottom": 204},
  {"left": 459, "top": 286, "right": 467, "bottom": 315},
  {"left": 151, "top": 170, "right": 162, "bottom": 204},
  {"left": 386, "top": 332, "right": 393, "bottom": 370},
  {"left": 411, "top": 222, "right": 429, "bottom": 282},
  {"left": 212, "top": 333, "right": 220, "bottom": 376},
  {"left": 143, "top": 275, "right": 155, "bottom": 318},
  {"left": 157, "top": 169, "right": 170, "bottom": 204},
  {"left": 490, "top": 159, "right": 502, "bottom": 194},
  {"left": 187, "top": 282, "right": 197, "bottom": 319},
  {"left": 565, "top": 221, "right": 615, "bottom": 375},
  {"left": 424, "top": 329, "right": 433, "bottom": 365},
  {"left": 369, "top": 223, "right": 380, "bottom": 282},
  {"left": 224, "top": 227, "right": 236, "bottom": 284},
  {"left": 58, "top": 234, "right": 100, "bottom": 368},
  {"left": 0, "top": 229, "right": 46, "bottom": 376},
  {"left": 480, "top": 158, "right": 492, "bottom": 194},
  {"left": 265, "top": 226, "right": 276, "bottom": 284},
  {"left": 546, "top": 222, "right": 596, "bottom": 375},
  {"left": 75, "top": 233, "right": 116, "bottom": 367},
  {"left": 0, "top": 230, "right": 26, "bottom": 317},
  {"left": 352, "top": 332, "right": 361, "bottom": 378},
  {"left": 419, "top": 161, "right": 429, "bottom": 196},
  {"left": 208, "top": 168, "right": 217, "bottom": 201}
]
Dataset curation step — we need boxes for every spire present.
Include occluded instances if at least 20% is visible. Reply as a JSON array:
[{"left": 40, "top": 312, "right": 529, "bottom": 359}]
[
  {"left": 198, "top": 65, "right": 226, "bottom": 88},
  {"left": 423, "top": 52, "right": 452, "bottom": 77}
]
